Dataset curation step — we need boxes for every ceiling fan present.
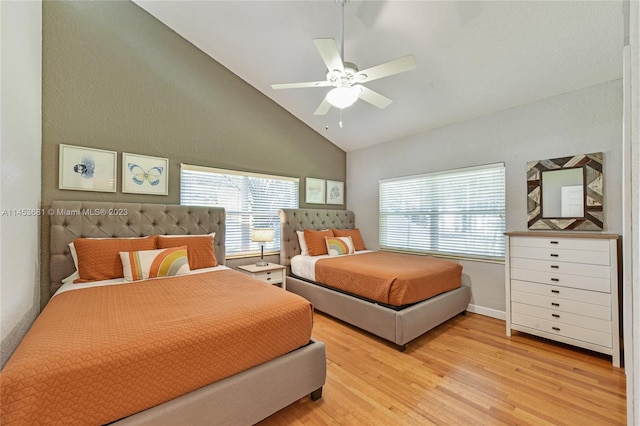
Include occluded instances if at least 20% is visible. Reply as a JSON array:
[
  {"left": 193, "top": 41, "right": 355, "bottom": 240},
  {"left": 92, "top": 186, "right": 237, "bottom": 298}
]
[{"left": 271, "top": 0, "right": 417, "bottom": 116}]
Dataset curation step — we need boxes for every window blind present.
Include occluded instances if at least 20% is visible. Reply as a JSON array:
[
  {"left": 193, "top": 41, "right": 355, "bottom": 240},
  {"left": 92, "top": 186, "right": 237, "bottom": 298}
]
[
  {"left": 379, "top": 163, "right": 505, "bottom": 261},
  {"left": 180, "top": 164, "right": 299, "bottom": 256}
]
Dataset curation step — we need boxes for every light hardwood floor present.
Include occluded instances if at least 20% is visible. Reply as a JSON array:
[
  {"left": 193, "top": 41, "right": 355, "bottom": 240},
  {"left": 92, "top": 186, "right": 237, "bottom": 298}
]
[{"left": 259, "top": 311, "right": 626, "bottom": 425}]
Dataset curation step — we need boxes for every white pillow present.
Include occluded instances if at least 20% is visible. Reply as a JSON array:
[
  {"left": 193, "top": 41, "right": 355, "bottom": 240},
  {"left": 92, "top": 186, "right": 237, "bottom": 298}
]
[
  {"left": 61, "top": 242, "right": 80, "bottom": 283},
  {"left": 120, "top": 246, "right": 191, "bottom": 282},
  {"left": 297, "top": 230, "right": 309, "bottom": 256}
]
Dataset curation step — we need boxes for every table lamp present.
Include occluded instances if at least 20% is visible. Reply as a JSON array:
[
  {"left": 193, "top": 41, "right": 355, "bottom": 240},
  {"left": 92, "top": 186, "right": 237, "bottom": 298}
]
[{"left": 251, "top": 228, "right": 274, "bottom": 267}]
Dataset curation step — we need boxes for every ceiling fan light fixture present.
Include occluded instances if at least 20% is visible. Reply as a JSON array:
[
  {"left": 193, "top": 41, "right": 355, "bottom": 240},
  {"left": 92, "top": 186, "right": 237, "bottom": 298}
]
[{"left": 326, "top": 86, "right": 360, "bottom": 109}]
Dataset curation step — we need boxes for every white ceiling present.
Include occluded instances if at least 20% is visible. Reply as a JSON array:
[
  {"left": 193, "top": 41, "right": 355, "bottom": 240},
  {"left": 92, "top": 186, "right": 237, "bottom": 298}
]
[{"left": 134, "top": 0, "right": 624, "bottom": 152}]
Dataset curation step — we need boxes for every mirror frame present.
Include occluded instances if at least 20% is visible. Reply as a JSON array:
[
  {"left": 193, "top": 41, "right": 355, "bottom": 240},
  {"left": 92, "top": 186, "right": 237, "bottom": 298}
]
[{"left": 527, "top": 152, "right": 603, "bottom": 230}]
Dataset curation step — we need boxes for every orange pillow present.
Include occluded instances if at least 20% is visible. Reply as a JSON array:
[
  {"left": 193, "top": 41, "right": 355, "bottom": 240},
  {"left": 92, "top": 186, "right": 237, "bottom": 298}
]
[
  {"left": 303, "top": 229, "right": 334, "bottom": 256},
  {"left": 73, "top": 236, "right": 156, "bottom": 283},
  {"left": 332, "top": 228, "right": 367, "bottom": 251},
  {"left": 156, "top": 234, "right": 217, "bottom": 270}
]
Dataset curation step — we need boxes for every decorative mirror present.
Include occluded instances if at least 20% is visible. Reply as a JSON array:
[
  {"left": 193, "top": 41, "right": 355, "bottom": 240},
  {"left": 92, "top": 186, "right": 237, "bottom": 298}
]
[{"left": 527, "top": 152, "right": 603, "bottom": 230}]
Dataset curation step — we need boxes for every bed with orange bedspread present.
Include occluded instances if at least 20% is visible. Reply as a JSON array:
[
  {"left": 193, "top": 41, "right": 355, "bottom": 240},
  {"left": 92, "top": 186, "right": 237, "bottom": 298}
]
[
  {"left": 280, "top": 208, "right": 471, "bottom": 350},
  {"left": 1, "top": 269, "right": 313, "bottom": 425},
  {"left": 1, "top": 201, "right": 326, "bottom": 426},
  {"left": 315, "top": 251, "right": 463, "bottom": 307}
]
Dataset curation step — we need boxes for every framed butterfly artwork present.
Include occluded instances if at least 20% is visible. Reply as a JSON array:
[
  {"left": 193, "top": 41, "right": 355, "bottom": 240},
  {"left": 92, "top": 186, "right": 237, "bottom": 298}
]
[{"left": 122, "top": 153, "right": 169, "bottom": 195}]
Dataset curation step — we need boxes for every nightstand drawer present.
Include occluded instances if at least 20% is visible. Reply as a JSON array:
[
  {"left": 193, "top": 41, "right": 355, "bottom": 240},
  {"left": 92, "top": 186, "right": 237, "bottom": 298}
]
[
  {"left": 252, "top": 269, "right": 284, "bottom": 284},
  {"left": 236, "top": 264, "right": 287, "bottom": 290}
]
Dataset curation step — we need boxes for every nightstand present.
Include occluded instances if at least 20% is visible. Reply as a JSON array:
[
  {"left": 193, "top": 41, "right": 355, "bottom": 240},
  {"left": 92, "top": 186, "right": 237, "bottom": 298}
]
[{"left": 237, "top": 263, "right": 287, "bottom": 290}]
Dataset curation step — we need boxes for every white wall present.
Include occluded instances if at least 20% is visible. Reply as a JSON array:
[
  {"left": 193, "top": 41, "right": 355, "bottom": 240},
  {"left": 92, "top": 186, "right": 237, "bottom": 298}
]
[
  {"left": 347, "top": 80, "right": 623, "bottom": 315},
  {"left": 625, "top": 0, "right": 639, "bottom": 422},
  {"left": 0, "top": 0, "right": 42, "bottom": 367}
]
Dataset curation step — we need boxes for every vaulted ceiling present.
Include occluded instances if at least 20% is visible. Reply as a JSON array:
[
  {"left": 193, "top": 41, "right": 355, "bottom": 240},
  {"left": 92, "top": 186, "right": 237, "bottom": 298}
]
[{"left": 134, "top": 0, "right": 624, "bottom": 152}]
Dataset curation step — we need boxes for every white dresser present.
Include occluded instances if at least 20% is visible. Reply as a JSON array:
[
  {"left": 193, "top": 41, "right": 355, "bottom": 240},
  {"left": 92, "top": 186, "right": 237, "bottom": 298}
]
[{"left": 505, "top": 232, "right": 621, "bottom": 367}]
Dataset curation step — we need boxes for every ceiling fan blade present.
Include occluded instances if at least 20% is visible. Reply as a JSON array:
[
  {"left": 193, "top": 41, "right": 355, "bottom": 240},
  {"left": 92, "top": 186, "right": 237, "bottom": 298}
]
[
  {"left": 313, "top": 98, "right": 332, "bottom": 116},
  {"left": 314, "top": 38, "right": 344, "bottom": 73},
  {"left": 357, "top": 85, "right": 393, "bottom": 109},
  {"left": 356, "top": 54, "right": 416, "bottom": 83},
  {"left": 271, "top": 80, "right": 333, "bottom": 90}
]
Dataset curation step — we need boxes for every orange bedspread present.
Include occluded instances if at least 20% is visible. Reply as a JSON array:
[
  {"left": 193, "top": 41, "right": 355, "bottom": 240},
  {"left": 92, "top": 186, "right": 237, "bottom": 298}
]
[
  {"left": 0, "top": 270, "right": 313, "bottom": 425},
  {"left": 315, "top": 252, "right": 462, "bottom": 306}
]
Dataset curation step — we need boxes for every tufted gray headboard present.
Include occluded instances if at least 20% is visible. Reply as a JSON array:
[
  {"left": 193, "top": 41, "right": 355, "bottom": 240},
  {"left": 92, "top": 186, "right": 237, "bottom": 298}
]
[
  {"left": 49, "top": 201, "right": 226, "bottom": 297},
  {"left": 279, "top": 208, "right": 355, "bottom": 268}
]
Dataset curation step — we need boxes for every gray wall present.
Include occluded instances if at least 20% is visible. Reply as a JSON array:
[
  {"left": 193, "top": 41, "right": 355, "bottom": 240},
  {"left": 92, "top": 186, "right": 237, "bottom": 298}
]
[
  {"left": 40, "top": 0, "right": 345, "bottom": 306},
  {"left": 42, "top": 1, "right": 344, "bottom": 204},
  {"left": 347, "top": 80, "right": 623, "bottom": 317}
]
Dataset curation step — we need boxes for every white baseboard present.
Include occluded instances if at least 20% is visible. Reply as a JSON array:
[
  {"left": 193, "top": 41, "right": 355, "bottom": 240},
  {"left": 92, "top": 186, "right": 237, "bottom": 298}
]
[{"left": 467, "top": 304, "right": 505, "bottom": 321}]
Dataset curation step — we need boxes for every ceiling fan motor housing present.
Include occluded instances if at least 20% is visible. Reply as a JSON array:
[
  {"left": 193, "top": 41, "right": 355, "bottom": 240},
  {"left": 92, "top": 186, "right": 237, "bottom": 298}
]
[{"left": 326, "top": 62, "right": 366, "bottom": 88}]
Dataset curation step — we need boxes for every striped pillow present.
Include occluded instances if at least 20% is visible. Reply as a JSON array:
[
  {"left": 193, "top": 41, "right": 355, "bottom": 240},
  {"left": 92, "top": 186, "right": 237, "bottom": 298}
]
[
  {"left": 325, "top": 236, "right": 355, "bottom": 256},
  {"left": 120, "top": 246, "right": 190, "bottom": 282}
]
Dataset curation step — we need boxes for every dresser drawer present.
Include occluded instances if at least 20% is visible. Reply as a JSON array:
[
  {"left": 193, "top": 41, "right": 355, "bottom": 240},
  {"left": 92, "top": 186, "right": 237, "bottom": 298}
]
[
  {"left": 510, "top": 257, "right": 611, "bottom": 279},
  {"left": 512, "top": 302, "right": 612, "bottom": 334},
  {"left": 510, "top": 246, "right": 610, "bottom": 265},
  {"left": 511, "top": 312, "right": 612, "bottom": 348},
  {"left": 511, "top": 280, "right": 610, "bottom": 306},
  {"left": 509, "top": 236, "right": 610, "bottom": 252},
  {"left": 512, "top": 289, "right": 611, "bottom": 320},
  {"left": 510, "top": 268, "right": 611, "bottom": 292}
]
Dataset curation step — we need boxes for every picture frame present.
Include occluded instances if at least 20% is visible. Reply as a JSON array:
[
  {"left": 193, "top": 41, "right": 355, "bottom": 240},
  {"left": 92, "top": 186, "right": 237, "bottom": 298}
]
[
  {"left": 326, "top": 180, "right": 344, "bottom": 205},
  {"left": 305, "top": 177, "right": 325, "bottom": 204},
  {"left": 122, "top": 152, "right": 169, "bottom": 195},
  {"left": 59, "top": 144, "right": 117, "bottom": 192}
]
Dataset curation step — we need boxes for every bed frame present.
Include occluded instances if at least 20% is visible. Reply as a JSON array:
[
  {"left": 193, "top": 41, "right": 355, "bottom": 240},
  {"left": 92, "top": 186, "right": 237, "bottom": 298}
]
[
  {"left": 279, "top": 208, "right": 471, "bottom": 350},
  {"left": 49, "top": 200, "right": 326, "bottom": 425}
]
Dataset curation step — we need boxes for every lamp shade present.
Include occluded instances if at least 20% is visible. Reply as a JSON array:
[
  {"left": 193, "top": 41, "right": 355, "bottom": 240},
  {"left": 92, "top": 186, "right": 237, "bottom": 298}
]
[
  {"left": 326, "top": 86, "right": 360, "bottom": 109},
  {"left": 251, "top": 228, "right": 275, "bottom": 243}
]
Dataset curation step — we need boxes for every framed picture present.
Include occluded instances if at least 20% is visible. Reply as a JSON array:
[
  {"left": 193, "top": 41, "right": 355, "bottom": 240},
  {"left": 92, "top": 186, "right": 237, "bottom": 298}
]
[
  {"left": 122, "top": 153, "right": 169, "bottom": 195},
  {"left": 59, "top": 144, "right": 117, "bottom": 192},
  {"left": 326, "top": 180, "right": 344, "bottom": 205},
  {"left": 305, "top": 177, "right": 325, "bottom": 204}
]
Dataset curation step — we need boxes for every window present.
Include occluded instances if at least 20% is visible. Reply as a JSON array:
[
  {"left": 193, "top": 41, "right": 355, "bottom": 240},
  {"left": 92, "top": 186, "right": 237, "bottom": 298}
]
[
  {"left": 181, "top": 164, "right": 299, "bottom": 256},
  {"left": 379, "top": 163, "right": 505, "bottom": 261}
]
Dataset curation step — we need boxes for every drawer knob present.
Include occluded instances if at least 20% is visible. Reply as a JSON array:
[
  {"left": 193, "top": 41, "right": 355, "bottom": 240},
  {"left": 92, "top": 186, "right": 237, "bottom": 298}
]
[
  {"left": 552, "top": 313, "right": 560, "bottom": 318},
  {"left": 266, "top": 277, "right": 271, "bottom": 281},
  {"left": 551, "top": 278, "right": 559, "bottom": 282},
  {"left": 550, "top": 253, "right": 559, "bottom": 258},
  {"left": 550, "top": 265, "right": 559, "bottom": 269},
  {"left": 551, "top": 302, "right": 560, "bottom": 307},
  {"left": 550, "top": 241, "right": 559, "bottom": 245},
  {"left": 551, "top": 289, "right": 560, "bottom": 294},
  {"left": 552, "top": 326, "right": 561, "bottom": 331}
]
